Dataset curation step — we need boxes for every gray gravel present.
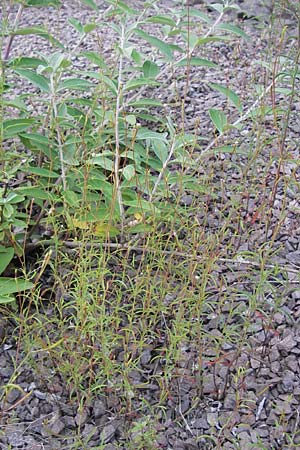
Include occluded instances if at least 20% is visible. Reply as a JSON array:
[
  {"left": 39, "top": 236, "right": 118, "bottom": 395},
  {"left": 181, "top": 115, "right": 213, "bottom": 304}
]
[{"left": 1, "top": 0, "right": 300, "bottom": 449}]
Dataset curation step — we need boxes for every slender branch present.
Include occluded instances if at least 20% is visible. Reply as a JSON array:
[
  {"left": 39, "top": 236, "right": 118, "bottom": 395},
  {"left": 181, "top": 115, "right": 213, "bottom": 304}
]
[
  {"left": 3, "top": 3, "right": 24, "bottom": 63},
  {"left": 114, "top": 23, "right": 126, "bottom": 228}
]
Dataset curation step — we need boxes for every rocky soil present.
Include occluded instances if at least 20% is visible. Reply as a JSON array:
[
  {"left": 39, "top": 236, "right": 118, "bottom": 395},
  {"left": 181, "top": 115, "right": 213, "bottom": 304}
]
[{"left": 0, "top": 0, "right": 300, "bottom": 449}]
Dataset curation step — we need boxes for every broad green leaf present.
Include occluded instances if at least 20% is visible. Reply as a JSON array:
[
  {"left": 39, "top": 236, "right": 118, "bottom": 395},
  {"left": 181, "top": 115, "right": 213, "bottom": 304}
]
[
  {"left": 210, "top": 3, "right": 224, "bottom": 13},
  {"left": 94, "top": 223, "right": 120, "bottom": 237},
  {"left": 2, "top": 192, "right": 25, "bottom": 204},
  {"left": 8, "top": 56, "right": 46, "bottom": 69},
  {"left": 176, "top": 57, "right": 217, "bottom": 68},
  {"left": 122, "top": 165, "right": 136, "bottom": 181},
  {"left": 197, "top": 36, "right": 231, "bottom": 45},
  {"left": 209, "top": 109, "right": 228, "bottom": 133},
  {"left": 0, "top": 278, "right": 34, "bottom": 296},
  {"left": 25, "top": 0, "right": 61, "bottom": 6},
  {"left": 27, "top": 167, "right": 60, "bottom": 178},
  {"left": 105, "top": 0, "right": 138, "bottom": 15},
  {"left": 216, "top": 23, "right": 250, "bottom": 40},
  {"left": 151, "top": 140, "right": 168, "bottom": 163},
  {"left": 212, "top": 145, "right": 247, "bottom": 155},
  {"left": 209, "top": 83, "right": 242, "bottom": 111},
  {"left": 48, "top": 52, "right": 67, "bottom": 72},
  {"left": 0, "top": 247, "right": 14, "bottom": 275},
  {"left": 125, "top": 115, "right": 136, "bottom": 126},
  {"left": 63, "top": 190, "right": 80, "bottom": 207},
  {"left": 13, "top": 27, "right": 63, "bottom": 47},
  {"left": 4, "top": 98, "right": 27, "bottom": 111},
  {"left": 58, "top": 78, "right": 95, "bottom": 91},
  {"left": 0, "top": 295, "right": 16, "bottom": 304},
  {"left": 131, "top": 49, "right": 143, "bottom": 65},
  {"left": 102, "top": 76, "right": 118, "bottom": 95},
  {"left": 126, "top": 223, "right": 153, "bottom": 233},
  {"left": 136, "top": 128, "right": 168, "bottom": 141},
  {"left": 134, "top": 29, "right": 175, "bottom": 60},
  {"left": 69, "top": 18, "right": 84, "bottom": 34},
  {"left": 16, "top": 186, "right": 57, "bottom": 201},
  {"left": 124, "top": 78, "right": 159, "bottom": 91},
  {"left": 83, "top": 23, "right": 97, "bottom": 34},
  {"left": 185, "top": 9, "right": 212, "bottom": 24},
  {"left": 19, "top": 133, "right": 49, "bottom": 146},
  {"left": 81, "top": 51, "right": 106, "bottom": 68},
  {"left": 142, "top": 60, "right": 160, "bottom": 79},
  {"left": 128, "top": 99, "right": 163, "bottom": 108},
  {"left": 124, "top": 198, "right": 159, "bottom": 213},
  {"left": 89, "top": 156, "right": 114, "bottom": 171},
  {"left": 146, "top": 15, "right": 176, "bottom": 27},
  {"left": 78, "top": 0, "right": 99, "bottom": 10},
  {"left": 3, "top": 118, "right": 35, "bottom": 138},
  {"left": 14, "top": 69, "right": 50, "bottom": 92}
]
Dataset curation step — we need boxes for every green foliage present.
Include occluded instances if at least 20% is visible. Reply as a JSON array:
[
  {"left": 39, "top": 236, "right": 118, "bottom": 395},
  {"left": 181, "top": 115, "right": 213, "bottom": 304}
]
[{"left": 0, "top": 0, "right": 246, "bottom": 262}]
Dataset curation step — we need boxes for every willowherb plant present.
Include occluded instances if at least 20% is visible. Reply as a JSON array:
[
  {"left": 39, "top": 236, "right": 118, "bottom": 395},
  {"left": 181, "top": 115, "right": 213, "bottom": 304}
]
[{"left": 0, "top": 0, "right": 252, "bottom": 302}]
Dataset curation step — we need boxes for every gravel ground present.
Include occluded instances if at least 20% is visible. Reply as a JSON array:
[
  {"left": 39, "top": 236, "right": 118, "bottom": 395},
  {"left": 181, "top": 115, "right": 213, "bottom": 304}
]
[{"left": 1, "top": 0, "right": 300, "bottom": 449}]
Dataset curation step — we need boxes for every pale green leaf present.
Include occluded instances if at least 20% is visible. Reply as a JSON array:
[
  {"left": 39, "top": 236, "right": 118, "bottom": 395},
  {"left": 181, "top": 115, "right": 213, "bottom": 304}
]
[
  {"left": 146, "top": 15, "right": 176, "bottom": 27},
  {"left": 8, "top": 56, "right": 46, "bottom": 69},
  {"left": 25, "top": 0, "right": 61, "bottom": 6},
  {"left": 176, "top": 57, "right": 217, "bottom": 68},
  {"left": 142, "top": 60, "right": 160, "bottom": 79},
  {"left": 136, "top": 128, "right": 167, "bottom": 141},
  {"left": 27, "top": 167, "right": 60, "bottom": 178},
  {"left": 134, "top": 29, "right": 174, "bottom": 60},
  {"left": 209, "top": 109, "right": 228, "bottom": 133},
  {"left": 0, "top": 247, "right": 14, "bottom": 275},
  {"left": 216, "top": 23, "right": 250, "bottom": 40},
  {"left": 0, "top": 278, "right": 34, "bottom": 296},
  {"left": 122, "top": 165, "right": 136, "bottom": 181},
  {"left": 14, "top": 68, "right": 50, "bottom": 92},
  {"left": 209, "top": 83, "right": 242, "bottom": 111},
  {"left": 3, "top": 118, "right": 36, "bottom": 138},
  {"left": 58, "top": 78, "right": 95, "bottom": 91},
  {"left": 78, "top": 0, "right": 99, "bottom": 10},
  {"left": 124, "top": 78, "right": 159, "bottom": 91}
]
